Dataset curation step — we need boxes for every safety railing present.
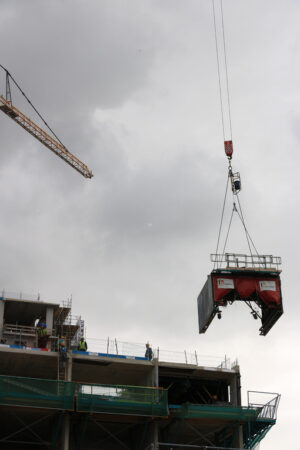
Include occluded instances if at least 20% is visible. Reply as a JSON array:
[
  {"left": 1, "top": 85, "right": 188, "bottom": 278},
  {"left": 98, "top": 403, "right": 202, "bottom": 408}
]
[
  {"left": 211, "top": 253, "right": 281, "bottom": 270},
  {"left": 3, "top": 324, "right": 37, "bottom": 336},
  {"left": 169, "top": 403, "right": 258, "bottom": 421},
  {"left": 0, "top": 289, "right": 68, "bottom": 303},
  {"left": 0, "top": 375, "right": 168, "bottom": 417},
  {"left": 77, "top": 382, "right": 168, "bottom": 417},
  {"left": 0, "top": 375, "right": 280, "bottom": 428},
  {"left": 0, "top": 375, "right": 74, "bottom": 410},
  {"left": 86, "top": 337, "right": 234, "bottom": 370},
  {"left": 1, "top": 330, "right": 236, "bottom": 371},
  {"left": 247, "top": 391, "right": 281, "bottom": 420}
]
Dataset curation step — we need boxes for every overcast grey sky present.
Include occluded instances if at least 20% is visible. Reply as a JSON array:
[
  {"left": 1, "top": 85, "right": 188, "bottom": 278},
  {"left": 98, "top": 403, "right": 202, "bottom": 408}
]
[{"left": 0, "top": 1, "right": 299, "bottom": 448}]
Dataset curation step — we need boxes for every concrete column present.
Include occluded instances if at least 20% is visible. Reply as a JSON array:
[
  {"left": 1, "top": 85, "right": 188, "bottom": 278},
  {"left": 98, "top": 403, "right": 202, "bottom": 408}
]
[
  {"left": 231, "top": 368, "right": 243, "bottom": 448},
  {"left": 66, "top": 350, "right": 72, "bottom": 382},
  {"left": 61, "top": 353, "right": 72, "bottom": 449},
  {"left": 236, "top": 425, "right": 244, "bottom": 448},
  {"left": 152, "top": 422, "right": 159, "bottom": 449},
  {"left": 153, "top": 358, "right": 159, "bottom": 387},
  {"left": 61, "top": 414, "right": 70, "bottom": 450},
  {"left": 145, "top": 422, "right": 159, "bottom": 449},
  {"left": 0, "top": 299, "right": 5, "bottom": 340},
  {"left": 46, "top": 307, "right": 54, "bottom": 335},
  {"left": 230, "top": 368, "right": 241, "bottom": 407},
  {"left": 230, "top": 377, "right": 238, "bottom": 406}
]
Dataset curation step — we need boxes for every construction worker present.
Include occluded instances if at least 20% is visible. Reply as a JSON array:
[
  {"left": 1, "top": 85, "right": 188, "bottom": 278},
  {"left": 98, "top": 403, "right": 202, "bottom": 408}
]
[
  {"left": 59, "top": 336, "right": 67, "bottom": 367},
  {"left": 78, "top": 337, "right": 87, "bottom": 352},
  {"left": 145, "top": 343, "right": 153, "bottom": 360},
  {"left": 36, "top": 320, "right": 48, "bottom": 348}
]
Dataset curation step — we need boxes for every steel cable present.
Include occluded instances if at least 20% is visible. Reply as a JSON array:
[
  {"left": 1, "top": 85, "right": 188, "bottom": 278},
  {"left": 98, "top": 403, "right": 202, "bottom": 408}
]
[
  {"left": 213, "top": 175, "right": 230, "bottom": 269},
  {"left": 0, "top": 65, "right": 66, "bottom": 149},
  {"left": 220, "top": 0, "right": 233, "bottom": 140},
  {"left": 235, "top": 193, "right": 262, "bottom": 259},
  {"left": 220, "top": 202, "right": 235, "bottom": 264},
  {"left": 212, "top": 0, "right": 226, "bottom": 141}
]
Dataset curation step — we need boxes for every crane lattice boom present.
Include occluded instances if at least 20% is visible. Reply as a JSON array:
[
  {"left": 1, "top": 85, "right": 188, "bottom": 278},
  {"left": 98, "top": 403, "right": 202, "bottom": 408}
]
[{"left": 0, "top": 95, "right": 93, "bottom": 178}]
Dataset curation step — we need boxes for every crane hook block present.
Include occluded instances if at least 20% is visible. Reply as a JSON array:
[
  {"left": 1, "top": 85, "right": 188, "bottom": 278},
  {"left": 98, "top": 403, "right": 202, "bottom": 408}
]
[{"left": 224, "top": 140, "right": 233, "bottom": 158}]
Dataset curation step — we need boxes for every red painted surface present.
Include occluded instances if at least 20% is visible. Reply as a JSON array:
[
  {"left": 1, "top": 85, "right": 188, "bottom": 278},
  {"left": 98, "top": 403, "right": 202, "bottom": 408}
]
[
  {"left": 212, "top": 273, "right": 281, "bottom": 307},
  {"left": 256, "top": 279, "right": 281, "bottom": 306},
  {"left": 235, "top": 277, "right": 256, "bottom": 299},
  {"left": 224, "top": 140, "right": 233, "bottom": 157}
]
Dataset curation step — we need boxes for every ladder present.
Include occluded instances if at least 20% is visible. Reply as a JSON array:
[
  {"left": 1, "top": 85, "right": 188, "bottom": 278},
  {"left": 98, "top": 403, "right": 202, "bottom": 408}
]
[{"left": 57, "top": 351, "right": 66, "bottom": 381}]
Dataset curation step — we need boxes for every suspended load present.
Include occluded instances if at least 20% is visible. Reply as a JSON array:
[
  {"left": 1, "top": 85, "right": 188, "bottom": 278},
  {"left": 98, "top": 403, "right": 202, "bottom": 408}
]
[
  {"left": 197, "top": 0, "right": 283, "bottom": 336},
  {"left": 197, "top": 253, "right": 283, "bottom": 336}
]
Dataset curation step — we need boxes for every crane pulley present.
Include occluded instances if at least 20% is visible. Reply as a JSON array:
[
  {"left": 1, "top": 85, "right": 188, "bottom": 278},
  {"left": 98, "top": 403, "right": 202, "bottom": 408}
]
[{"left": 0, "top": 66, "right": 93, "bottom": 179}]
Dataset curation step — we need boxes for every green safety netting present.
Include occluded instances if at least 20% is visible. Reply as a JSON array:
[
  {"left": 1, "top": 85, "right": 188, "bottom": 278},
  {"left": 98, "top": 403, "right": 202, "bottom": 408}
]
[
  {"left": 0, "top": 375, "right": 75, "bottom": 410},
  {"left": 77, "top": 383, "right": 168, "bottom": 416},
  {"left": 170, "top": 403, "right": 259, "bottom": 421}
]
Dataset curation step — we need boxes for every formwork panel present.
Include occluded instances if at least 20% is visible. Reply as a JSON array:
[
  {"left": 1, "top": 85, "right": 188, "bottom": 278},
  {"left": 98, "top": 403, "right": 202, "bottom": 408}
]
[{"left": 197, "top": 275, "right": 216, "bottom": 333}]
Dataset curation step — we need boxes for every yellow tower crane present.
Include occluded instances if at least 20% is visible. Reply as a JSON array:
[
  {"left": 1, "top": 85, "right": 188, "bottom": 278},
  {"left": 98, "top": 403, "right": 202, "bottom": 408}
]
[{"left": 0, "top": 66, "right": 93, "bottom": 179}]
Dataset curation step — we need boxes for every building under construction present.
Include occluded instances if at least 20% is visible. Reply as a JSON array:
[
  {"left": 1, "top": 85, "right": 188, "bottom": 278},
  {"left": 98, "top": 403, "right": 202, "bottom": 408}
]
[{"left": 0, "top": 293, "right": 280, "bottom": 449}]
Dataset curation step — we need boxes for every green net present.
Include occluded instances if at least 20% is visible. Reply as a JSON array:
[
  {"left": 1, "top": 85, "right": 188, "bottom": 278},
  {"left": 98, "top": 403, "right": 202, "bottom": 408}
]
[
  {"left": 171, "top": 403, "right": 259, "bottom": 421},
  {"left": 77, "top": 383, "right": 168, "bottom": 416},
  {"left": 0, "top": 375, "right": 75, "bottom": 410}
]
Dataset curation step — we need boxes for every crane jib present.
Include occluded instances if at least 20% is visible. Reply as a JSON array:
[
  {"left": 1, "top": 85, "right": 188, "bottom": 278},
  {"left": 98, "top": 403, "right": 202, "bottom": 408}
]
[{"left": 0, "top": 95, "right": 93, "bottom": 179}]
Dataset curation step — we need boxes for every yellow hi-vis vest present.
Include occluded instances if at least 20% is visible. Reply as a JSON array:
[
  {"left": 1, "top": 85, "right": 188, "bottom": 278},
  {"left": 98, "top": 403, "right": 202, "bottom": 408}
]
[{"left": 79, "top": 340, "right": 86, "bottom": 351}]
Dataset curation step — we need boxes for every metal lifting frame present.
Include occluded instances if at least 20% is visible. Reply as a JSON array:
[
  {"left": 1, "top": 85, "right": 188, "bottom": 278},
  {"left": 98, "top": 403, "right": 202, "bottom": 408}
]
[
  {"left": 0, "top": 95, "right": 93, "bottom": 178},
  {"left": 210, "top": 253, "right": 282, "bottom": 271}
]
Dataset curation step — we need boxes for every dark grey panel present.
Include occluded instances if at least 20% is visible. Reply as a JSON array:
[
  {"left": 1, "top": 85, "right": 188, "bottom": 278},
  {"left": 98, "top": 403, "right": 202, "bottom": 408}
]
[{"left": 197, "top": 275, "right": 216, "bottom": 334}]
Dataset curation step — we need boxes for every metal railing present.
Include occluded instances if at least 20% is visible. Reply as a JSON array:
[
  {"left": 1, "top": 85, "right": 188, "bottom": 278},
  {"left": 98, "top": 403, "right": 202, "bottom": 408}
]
[
  {"left": 247, "top": 391, "right": 281, "bottom": 420},
  {"left": 77, "top": 382, "right": 168, "bottom": 416},
  {"left": 0, "top": 375, "right": 168, "bottom": 417},
  {"left": 0, "top": 289, "right": 65, "bottom": 303},
  {"left": 0, "top": 375, "right": 75, "bottom": 410},
  {"left": 3, "top": 324, "right": 37, "bottom": 336},
  {"left": 211, "top": 253, "right": 281, "bottom": 270},
  {"left": 86, "top": 337, "right": 235, "bottom": 369}
]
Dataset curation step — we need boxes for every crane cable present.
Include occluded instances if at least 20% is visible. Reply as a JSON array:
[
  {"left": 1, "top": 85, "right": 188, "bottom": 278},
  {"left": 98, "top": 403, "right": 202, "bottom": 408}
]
[
  {"left": 211, "top": 1, "right": 261, "bottom": 266},
  {"left": 213, "top": 175, "right": 230, "bottom": 270},
  {"left": 218, "top": 187, "right": 263, "bottom": 267},
  {"left": 212, "top": 0, "right": 233, "bottom": 142},
  {"left": 212, "top": 0, "right": 235, "bottom": 266},
  {"left": 0, "top": 65, "right": 67, "bottom": 151},
  {"left": 235, "top": 194, "right": 261, "bottom": 258}
]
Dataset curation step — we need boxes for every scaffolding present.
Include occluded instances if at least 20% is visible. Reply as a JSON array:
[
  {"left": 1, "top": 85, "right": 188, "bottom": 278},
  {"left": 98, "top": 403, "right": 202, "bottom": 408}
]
[
  {"left": 0, "top": 375, "right": 168, "bottom": 418},
  {"left": 0, "top": 374, "right": 279, "bottom": 449},
  {"left": 0, "top": 293, "right": 83, "bottom": 382}
]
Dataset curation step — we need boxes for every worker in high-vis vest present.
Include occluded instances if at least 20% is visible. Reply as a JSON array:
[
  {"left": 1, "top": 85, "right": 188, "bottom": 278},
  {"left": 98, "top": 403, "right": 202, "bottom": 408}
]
[
  {"left": 78, "top": 337, "right": 88, "bottom": 351},
  {"left": 59, "top": 336, "right": 67, "bottom": 367},
  {"left": 37, "top": 320, "right": 48, "bottom": 348}
]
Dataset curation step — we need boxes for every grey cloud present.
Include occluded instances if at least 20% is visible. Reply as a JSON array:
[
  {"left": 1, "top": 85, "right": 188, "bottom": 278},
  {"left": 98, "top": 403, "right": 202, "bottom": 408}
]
[{"left": 0, "top": 2, "right": 298, "bottom": 449}]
